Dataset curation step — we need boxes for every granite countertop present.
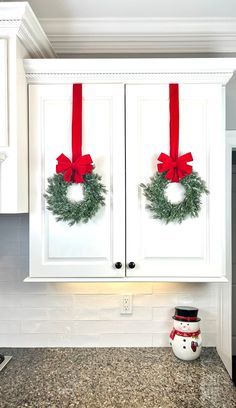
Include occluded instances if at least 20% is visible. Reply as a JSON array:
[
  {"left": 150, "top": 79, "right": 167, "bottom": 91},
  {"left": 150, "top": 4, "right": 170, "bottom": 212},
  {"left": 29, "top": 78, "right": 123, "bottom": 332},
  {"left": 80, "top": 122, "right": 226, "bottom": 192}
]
[{"left": 0, "top": 348, "right": 235, "bottom": 408}]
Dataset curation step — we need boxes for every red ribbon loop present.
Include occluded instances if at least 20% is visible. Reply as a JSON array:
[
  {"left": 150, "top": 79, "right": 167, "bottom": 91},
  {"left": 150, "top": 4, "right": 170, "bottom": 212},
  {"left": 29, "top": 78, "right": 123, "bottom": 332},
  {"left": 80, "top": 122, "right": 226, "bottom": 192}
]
[
  {"left": 56, "top": 84, "right": 93, "bottom": 183},
  {"left": 56, "top": 153, "right": 93, "bottom": 183},
  {"left": 158, "top": 84, "right": 193, "bottom": 183},
  {"left": 158, "top": 152, "right": 193, "bottom": 183}
]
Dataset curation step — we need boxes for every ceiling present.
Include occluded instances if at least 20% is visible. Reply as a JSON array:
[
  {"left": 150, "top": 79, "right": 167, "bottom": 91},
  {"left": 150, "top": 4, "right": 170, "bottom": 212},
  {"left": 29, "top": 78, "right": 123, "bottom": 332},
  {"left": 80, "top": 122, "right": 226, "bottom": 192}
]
[{"left": 3, "top": 0, "right": 236, "bottom": 18}]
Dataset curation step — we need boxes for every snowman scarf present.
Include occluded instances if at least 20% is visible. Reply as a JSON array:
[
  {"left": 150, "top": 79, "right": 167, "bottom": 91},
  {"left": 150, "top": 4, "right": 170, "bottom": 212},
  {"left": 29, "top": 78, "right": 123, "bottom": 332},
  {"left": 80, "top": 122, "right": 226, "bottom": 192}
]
[{"left": 170, "top": 328, "right": 201, "bottom": 340}]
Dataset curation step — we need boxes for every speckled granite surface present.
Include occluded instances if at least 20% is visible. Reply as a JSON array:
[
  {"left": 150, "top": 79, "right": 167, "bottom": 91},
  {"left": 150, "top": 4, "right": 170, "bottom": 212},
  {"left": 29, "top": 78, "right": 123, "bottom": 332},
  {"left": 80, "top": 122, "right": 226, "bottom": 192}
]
[{"left": 0, "top": 348, "right": 235, "bottom": 408}]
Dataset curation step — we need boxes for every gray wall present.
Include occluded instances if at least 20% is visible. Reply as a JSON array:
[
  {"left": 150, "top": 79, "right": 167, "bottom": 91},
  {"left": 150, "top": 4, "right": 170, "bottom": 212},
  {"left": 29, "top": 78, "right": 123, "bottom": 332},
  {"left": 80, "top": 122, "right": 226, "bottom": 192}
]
[
  {"left": 227, "top": 75, "right": 236, "bottom": 130},
  {"left": 232, "top": 161, "right": 236, "bottom": 354}
]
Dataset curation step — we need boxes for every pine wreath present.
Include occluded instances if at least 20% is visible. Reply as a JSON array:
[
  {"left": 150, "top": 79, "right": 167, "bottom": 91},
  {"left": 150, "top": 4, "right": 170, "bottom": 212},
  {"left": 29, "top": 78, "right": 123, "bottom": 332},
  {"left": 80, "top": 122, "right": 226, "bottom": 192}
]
[
  {"left": 141, "top": 171, "right": 208, "bottom": 224},
  {"left": 44, "top": 172, "right": 106, "bottom": 226}
]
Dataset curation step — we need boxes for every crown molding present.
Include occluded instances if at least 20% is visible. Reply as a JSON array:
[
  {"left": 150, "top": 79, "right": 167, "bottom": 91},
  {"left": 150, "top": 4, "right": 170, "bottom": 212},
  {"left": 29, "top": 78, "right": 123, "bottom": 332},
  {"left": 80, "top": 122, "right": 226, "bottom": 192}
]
[
  {"left": 39, "top": 17, "right": 236, "bottom": 55},
  {"left": 0, "top": 2, "right": 55, "bottom": 58},
  {"left": 24, "top": 57, "right": 236, "bottom": 85}
]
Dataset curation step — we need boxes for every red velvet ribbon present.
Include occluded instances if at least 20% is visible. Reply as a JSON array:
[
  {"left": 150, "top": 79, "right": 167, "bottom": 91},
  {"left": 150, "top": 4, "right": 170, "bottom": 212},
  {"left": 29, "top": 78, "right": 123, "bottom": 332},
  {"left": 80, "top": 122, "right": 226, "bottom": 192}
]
[
  {"left": 56, "top": 84, "right": 93, "bottom": 183},
  {"left": 170, "top": 329, "right": 200, "bottom": 340},
  {"left": 157, "top": 84, "right": 193, "bottom": 182}
]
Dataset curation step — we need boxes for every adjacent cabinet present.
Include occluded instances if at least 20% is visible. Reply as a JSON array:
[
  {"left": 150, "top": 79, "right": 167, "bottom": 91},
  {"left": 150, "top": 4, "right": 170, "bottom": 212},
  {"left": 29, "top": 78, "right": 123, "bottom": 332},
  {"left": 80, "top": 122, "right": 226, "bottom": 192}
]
[
  {"left": 25, "top": 58, "right": 236, "bottom": 282},
  {"left": 0, "top": 2, "right": 54, "bottom": 213}
]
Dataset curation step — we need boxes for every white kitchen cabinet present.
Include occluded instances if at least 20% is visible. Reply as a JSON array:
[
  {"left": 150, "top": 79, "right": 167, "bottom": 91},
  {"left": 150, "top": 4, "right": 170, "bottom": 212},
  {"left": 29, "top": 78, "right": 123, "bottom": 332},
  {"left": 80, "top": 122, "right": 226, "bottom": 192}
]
[
  {"left": 0, "top": 39, "right": 8, "bottom": 149},
  {"left": 126, "top": 84, "right": 225, "bottom": 280},
  {"left": 29, "top": 84, "right": 125, "bottom": 279},
  {"left": 0, "top": 3, "right": 54, "bottom": 213},
  {"left": 24, "top": 58, "right": 236, "bottom": 282}
]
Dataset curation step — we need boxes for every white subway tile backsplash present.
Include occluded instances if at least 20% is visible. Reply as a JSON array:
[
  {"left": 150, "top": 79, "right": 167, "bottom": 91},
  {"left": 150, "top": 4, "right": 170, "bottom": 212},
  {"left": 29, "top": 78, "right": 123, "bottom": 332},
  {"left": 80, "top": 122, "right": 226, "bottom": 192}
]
[
  {"left": 152, "top": 307, "right": 173, "bottom": 321},
  {"left": 70, "top": 320, "right": 173, "bottom": 336},
  {"left": 152, "top": 282, "right": 212, "bottom": 294},
  {"left": 200, "top": 320, "right": 216, "bottom": 333},
  {"left": 0, "top": 240, "right": 20, "bottom": 256},
  {"left": 0, "top": 215, "right": 218, "bottom": 347},
  {"left": 47, "top": 308, "right": 80, "bottom": 321},
  {"left": 19, "top": 240, "right": 29, "bottom": 256},
  {"left": 0, "top": 294, "right": 21, "bottom": 307},
  {"left": 151, "top": 292, "right": 216, "bottom": 308},
  {"left": 73, "top": 294, "right": 119, "bottom": 307},
  {"left": 100, "top": 333, "right": 152, "bottom": 347},
  {"left": 152, "top": 306, "right": 217, "bottom": 322},
  {"left": 56, "top": 335, "right": 100, "bottom": 347},
  {"left": 132, "top": 294, "right": 153, "bottom": 307},
  {"left": 0, "top": 267, "right": 19, "bottom": 282},
  {"left": 0, "top": 256, "right": 22, "bottom": 269},
  {"left": 152, "top": 332, "right": 216, "bottom": 347},
  {"left": 21, "top": 320, "right": 72, "bottom": 334},
  {"left": 0, "top": 333, "right": 101, "bottom": 347},
  {"left": 201, "top": 333, "right": 217, "bottom": 347},
  {"left": 73, "top": 308, "right": 100, "bottom": 321},
  {"left": 21, "top": 294, "right": 74, "bottom": 308},
  {"left": 0, "top": 307, "right": 48, "bottom": 320},
  {"left": 152, "top": 333, "right": 170, "bottom": 347},
  {"left": 0, "top": 320, "right": 21, "bottom": 334},
  {"left": 0, "top": 334, "right": 53, "bottom": 347},
  {"left": 100, "top": 306, "right": 152, "bottom": 321}
]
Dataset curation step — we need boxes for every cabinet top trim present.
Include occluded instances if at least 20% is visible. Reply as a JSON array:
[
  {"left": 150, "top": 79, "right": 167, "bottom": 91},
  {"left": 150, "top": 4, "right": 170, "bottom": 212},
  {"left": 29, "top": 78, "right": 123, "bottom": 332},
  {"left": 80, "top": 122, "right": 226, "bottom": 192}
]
[{"left": 24, "top": 58, "right": 236, "bottom": 84}]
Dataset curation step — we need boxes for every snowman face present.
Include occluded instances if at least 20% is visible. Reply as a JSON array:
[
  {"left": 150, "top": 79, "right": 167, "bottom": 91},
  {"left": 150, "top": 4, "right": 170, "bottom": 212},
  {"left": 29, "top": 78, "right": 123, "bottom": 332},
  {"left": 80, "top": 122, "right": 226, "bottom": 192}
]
[{"left": 174, "top": 319, "right": 200, "bottom": 332}]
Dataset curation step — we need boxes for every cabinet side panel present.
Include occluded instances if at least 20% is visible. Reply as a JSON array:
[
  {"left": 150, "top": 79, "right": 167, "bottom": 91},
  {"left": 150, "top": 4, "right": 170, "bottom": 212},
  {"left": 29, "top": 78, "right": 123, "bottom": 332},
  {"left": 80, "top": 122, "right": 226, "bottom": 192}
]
[{"left": 0, "top": 39, "right": 8, "bottom": 148}]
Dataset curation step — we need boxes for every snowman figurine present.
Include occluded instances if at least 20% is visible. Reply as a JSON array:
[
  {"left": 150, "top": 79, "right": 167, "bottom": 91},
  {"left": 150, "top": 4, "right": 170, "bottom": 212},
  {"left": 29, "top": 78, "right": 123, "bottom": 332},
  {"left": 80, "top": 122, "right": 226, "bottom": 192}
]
[{"left": 170, "top": 306, "right": 202, "bottom": 361}]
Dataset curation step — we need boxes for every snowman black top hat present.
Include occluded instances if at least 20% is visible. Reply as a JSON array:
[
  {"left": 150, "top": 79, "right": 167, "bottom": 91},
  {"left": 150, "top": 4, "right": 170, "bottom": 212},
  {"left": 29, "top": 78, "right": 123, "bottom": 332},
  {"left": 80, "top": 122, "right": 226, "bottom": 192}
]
[{"left": 172, "top": 306, "right": 201, "bottom": 322}]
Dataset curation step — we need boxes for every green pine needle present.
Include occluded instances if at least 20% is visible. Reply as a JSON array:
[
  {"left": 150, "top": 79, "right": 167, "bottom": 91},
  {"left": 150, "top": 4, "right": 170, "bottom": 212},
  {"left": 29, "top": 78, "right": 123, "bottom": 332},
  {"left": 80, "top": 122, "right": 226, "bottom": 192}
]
[
  {"left": 44, "top": 173, "right": 107, "bottom": 226},
  {"left": 140, "top": 171, "right": 209, "bottom": 224}
]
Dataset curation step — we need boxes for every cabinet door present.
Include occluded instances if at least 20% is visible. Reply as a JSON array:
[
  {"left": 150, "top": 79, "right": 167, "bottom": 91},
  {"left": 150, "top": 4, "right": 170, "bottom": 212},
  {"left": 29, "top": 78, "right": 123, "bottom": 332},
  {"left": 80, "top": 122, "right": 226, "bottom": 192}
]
[
  {"left": 29, "top": 84, "right": 125, "bottom": 278},
  {"left": 0, "top": 39, "right": 8, "bottom": 148},
  {"left": 126, "top": 84, "right": 225, "bottom": 280}
]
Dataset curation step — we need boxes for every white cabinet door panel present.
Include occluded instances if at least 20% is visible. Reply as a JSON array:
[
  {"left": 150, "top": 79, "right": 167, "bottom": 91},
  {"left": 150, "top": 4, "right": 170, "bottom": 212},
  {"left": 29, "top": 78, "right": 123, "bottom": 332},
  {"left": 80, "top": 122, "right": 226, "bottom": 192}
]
[
  {"left": 0, "top": 39, "right": 8, "bottom": 147},
  {"left": 29, "top": 84, "right": 125, "bottom": 278},
  {"left": 126, "top": 84, "right": 225, "bottom": 279}
]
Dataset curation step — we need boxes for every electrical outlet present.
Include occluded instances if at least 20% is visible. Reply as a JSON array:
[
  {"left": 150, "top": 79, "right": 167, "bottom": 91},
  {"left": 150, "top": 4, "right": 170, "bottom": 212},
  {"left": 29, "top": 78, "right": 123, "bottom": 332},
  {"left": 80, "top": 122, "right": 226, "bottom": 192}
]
[{"left": 120, "top": 294, "right": 132, "bottom": 315}]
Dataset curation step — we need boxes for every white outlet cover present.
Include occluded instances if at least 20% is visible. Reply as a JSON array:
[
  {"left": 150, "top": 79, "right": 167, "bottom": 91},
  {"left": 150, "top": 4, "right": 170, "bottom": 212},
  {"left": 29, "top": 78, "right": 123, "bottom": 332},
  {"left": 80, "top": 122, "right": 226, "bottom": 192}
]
[{"left": 120, "top": 294, "right": 132, "bottom": 315}]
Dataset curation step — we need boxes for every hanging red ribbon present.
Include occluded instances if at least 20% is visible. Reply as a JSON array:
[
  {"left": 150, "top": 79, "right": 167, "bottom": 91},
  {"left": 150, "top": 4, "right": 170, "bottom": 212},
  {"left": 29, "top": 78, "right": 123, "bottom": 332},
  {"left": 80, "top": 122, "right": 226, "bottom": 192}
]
[
  {"left": 56, "top": 84, "right": 93, "bottom": 183},
  {"left": 157, "top": 84, "right": 193, "bottom": 183}
]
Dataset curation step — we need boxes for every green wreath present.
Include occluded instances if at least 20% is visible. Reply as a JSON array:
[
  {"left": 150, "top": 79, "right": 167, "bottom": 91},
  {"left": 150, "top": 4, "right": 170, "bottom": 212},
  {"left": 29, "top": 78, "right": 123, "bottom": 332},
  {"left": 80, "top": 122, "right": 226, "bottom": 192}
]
[
  {"left": 140, "top": 171, "right": 208, "bottom": 224},
  {"left": 44, "top": 172, "right": 107, "bottom": 226}
]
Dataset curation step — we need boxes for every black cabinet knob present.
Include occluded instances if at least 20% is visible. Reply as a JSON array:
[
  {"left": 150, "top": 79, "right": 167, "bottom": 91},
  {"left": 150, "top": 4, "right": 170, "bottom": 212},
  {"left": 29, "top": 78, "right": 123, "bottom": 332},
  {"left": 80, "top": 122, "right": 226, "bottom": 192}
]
[
  {"left": 128, "top": 262, "right": 136, "bottom": 269},
  {"left": 114, "top": 262, "right": 122, "bottom": 269}
]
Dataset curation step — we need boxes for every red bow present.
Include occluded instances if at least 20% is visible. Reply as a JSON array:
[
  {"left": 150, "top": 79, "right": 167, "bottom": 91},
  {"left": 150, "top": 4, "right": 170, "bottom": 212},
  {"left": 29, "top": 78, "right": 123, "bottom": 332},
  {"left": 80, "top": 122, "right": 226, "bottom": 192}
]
[
  {"left": 56, "top": 153, "right": 93, "bottom": 183},
  {"left": 157, "top": 152, "right": 193, "bottom": 182},
  {"left": 170, "top": 328, "right": 200, "bottom": 340}
]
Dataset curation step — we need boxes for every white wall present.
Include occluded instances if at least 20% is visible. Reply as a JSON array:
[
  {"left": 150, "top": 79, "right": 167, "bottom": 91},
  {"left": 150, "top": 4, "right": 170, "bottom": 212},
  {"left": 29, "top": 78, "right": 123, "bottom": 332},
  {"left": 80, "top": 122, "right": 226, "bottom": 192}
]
[
  {"left": 7, "top": 0, "right": 236, "bottom": 18},
  {"left": 0, "top": 214, "right": 217, "bottom": 347}
]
